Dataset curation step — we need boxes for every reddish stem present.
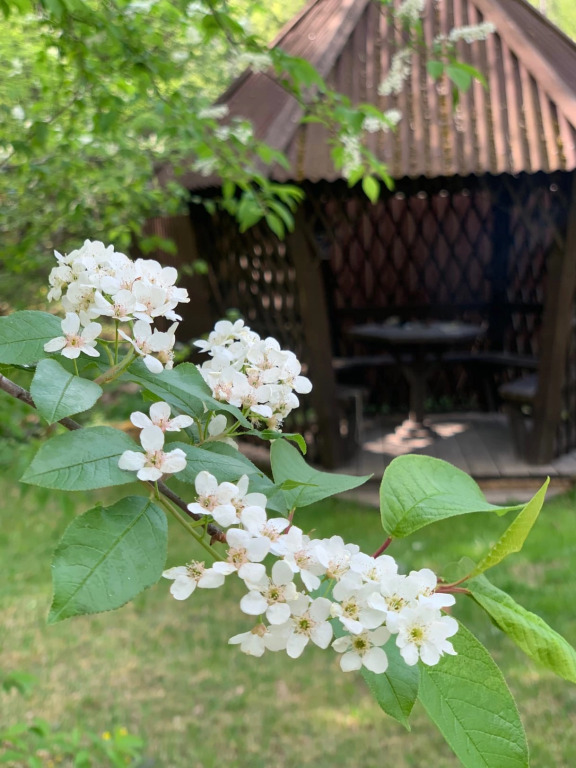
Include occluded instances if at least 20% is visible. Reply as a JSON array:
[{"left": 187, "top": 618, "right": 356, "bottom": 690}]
[{"left": 372, "top": 537, "right": 392, "bottom": 558}]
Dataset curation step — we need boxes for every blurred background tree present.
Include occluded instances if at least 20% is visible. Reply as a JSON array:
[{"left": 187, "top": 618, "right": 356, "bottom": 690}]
[
  {"left": 0, "top": 0, "right": 305, "bottom": 306},
  {"left": 528, "top": 0, "right": 576, "bottom": 38}
]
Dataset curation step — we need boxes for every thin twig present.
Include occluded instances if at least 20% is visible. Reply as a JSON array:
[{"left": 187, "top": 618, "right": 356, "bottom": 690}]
[{"left": 0, "top": 373, "right": 225, "bottom": 542}]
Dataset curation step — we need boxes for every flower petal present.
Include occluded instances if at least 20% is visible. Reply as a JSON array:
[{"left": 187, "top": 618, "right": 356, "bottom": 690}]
[
  {"left": 170, "top": 577, "right": 196, "bottom": 600},
  {"left": 118, "top": 451, "right": 146, "bottom": 471},
  {"left": 150, "top": 401, "right": 172, "bottom": 424},
  {"left": 340, "top": 651, "right": 362, "bottom": 672},
  {"left": 240, "top": 591, "right": 268, "bottom": 616},
  {"left": 286, "top": 632, "right": 308, "bottom": 659},
  {"left": 130, "top": 411, "right": 153, "bottom": 430},
  {"left": 363, "top": 647, "right": 388, "bottom": 674},
  {"left": 140, "top": 425, "right": 165, "bottom": 452}
]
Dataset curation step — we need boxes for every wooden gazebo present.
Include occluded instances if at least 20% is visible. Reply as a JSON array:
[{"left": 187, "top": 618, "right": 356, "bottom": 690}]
[{"left": 153, "top": 0, "right": 576, "bottom": 467}]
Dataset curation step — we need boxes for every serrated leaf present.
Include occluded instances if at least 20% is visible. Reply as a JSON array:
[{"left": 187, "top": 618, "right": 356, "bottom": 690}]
[
  {"left": 49, "top": 496, "right": 167, "bottom": 623},
  {"left": 469, "top": 479, "right": 549, "bottom": 577},
  {"left": 30, "top": 358, "right": 102, "bottom": 424},
  {"left": 270, "top": 439, "right": 370, "bottom": 508},
  {"left": 122, "top": 361, "right": 251, "bottom": 427},
  {"left": 469, "top": 574, "right": 576, "bottom": 683},
  {"left": 21, "top": 426, "right": 138, "bottom": 490},
  {"left": 380, "top": 456, "right": 521, "bottom": 538},
  {"left": 362, "top": 641, "right": 419, "bottom": 729},
  {"left": 0, "top": 310, "right": 62, "bottom": 365},
  {"left": 419, "top": 623, "right": 529, "bottom": 768}
]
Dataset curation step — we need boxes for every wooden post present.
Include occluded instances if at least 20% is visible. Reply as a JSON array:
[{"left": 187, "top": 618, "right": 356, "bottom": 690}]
[
  {"left": 287, "top": 208, "right": 344, "bottom": 468},
  {"left": 530, "top": 172, "right": 576, "bottom": 464}
]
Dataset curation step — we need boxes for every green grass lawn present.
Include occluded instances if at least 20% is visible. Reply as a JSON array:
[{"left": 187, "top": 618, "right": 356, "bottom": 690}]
[{"left": 1, "top": 476, "right": 575, "bottom": 767}]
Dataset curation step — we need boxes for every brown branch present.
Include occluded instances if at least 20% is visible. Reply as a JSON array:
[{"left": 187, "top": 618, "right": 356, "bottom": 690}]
[{"left": 0, "top": 373, "right": 225, "bottom": 543}]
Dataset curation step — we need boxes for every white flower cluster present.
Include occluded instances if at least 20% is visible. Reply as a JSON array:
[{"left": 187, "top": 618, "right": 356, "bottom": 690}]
[
  {"left": 163, "top": 472, "right": 458, "bottom": 672},
  {"left": 362, "top": 109, "right": 403, "bottom": 134},
  {"left": 396, "top": 0, "right": 426, "bottom": 24},
  {"left": 195, "top": 319, "right": 312, "bottom": 430},
  {"left": 378, "top": 49, "right": 413, "bottom": 97},
  {"left": 44, "top": 240, "right": 189, "bottom": 372},
  {"left": 341, "top": 133, "right": 362, "bottom": 177},
  {"left": 448, "top": 22, "right": 495, "bottom": 43},
  {"left": 119, "top": 402, "right": 190, "bottom": 481}
]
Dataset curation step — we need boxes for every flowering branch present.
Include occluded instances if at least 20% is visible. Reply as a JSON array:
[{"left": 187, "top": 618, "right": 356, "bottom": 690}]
[{"left": 0, "top": 372, "right": 225, "bottom": 543}]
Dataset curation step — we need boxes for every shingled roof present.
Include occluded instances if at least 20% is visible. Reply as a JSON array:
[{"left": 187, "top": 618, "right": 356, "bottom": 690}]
[{"left": 183, "top": 0, "right": 576, "bottom": 187}]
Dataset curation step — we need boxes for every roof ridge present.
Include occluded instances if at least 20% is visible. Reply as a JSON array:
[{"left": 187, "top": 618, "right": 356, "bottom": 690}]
[
  {"left": 267, "top": 0, "right": 324, "bottom": 49},
  {"left": 507, "top": 0, "right": 576, "bottom": 47},
  {"left": 473, "top": 0, "right": 576, "bottom": 127}
]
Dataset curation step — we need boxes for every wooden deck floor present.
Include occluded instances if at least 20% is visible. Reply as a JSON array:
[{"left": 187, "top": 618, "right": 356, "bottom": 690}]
[{"left": 336, "top": 412, "right": 576, "bottom": 493}]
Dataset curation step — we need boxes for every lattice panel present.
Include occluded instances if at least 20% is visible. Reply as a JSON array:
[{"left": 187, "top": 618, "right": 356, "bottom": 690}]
[
  {"left": 307, "top": 179, "right": 493, "bottom": 345},
  {"left": 202, "top": 209, "right": 304, "bottom": 355},
  {"left": 503, "top": 173, "right": 571, "bottom": 357}
]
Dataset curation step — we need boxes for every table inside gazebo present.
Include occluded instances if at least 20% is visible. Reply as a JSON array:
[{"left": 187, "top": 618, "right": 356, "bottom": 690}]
[{"left": 348, "top": 321, "right": 485, "bottom": 440}]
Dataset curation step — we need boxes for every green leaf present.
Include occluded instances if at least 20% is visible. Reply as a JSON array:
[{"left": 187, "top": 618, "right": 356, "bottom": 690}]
[
  {"left": 362, "top": 175, "right": 380, "bottom": 203},
  {"left": 379, "top": 456, "right": 521, "bottom": 538},
  {"left": 265, "top": 212, "right": 284, "bottom": 239},
  {"left": 427, "top": 60, "right": 444, "bottom": 79},
  {"left": 469, "top": 479, "right": 549, "bottom": 577},
  {"left": 30, "top": 358, "right": 103, "bottom": 424},
  {"left": 419, "top": 623, "right": 529, "bottom": 768},
  {"left": 49, "top": 496, "right": 167, "bottom": 623},
  {"left": 20, "top": 426, "right": 138, "bottom": 490},
  {"left": 468, "top": 574, "right": 576, "bottom": 683},
  {"left": 446, "top": 64, "right": 472, "bottom": 92},
  {"left": 449, "top": 59, "right": 487, "bottom": 88},
  {"left": 0, "top": 310, "right": 62, "bottom": 365},
  {"left": 123, "top": 360, "right": 251, "bottom": 427},
  {"left": 362, "top": 641, "right": 419, "bottom": 730},
  {"left": 245, "top": 427, "right": 307, "bottom": 454},
  {"left": 270, "top": 439, "right": 370, "bottom": 508}
]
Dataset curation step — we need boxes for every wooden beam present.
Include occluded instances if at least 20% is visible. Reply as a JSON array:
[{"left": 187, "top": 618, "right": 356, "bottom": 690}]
[
  {"left": 287, "top": 208, "right": 344, "bottom": 468},
  {"left": 530, "top": 172, "right": 576, "bottom": 463}
]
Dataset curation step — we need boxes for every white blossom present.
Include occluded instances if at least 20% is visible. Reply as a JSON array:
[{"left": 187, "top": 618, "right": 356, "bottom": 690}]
[
  {"left": 130, "top": 401, "right": 193, "bottom": 433},
  {"left": 228, "top": 623, "right": 288, "bottom": 657},
  {"left": 395, "top": 608, "right": 458, "bottom": 666},
  {"left": 239, "top": 560, "right": 298, "bottom": 625},
  {"left": 162, "top": 560, "right": 228, "bottom": 600},
  {"left": 268, "top": 595, "right": 334, "bottom": 658},
  {"left": 223, "top": 526, "right": 271, "bottom": 585},
  {"left": 44, "top": 313, "right": 101, "bottom": 359},
  {"left": 332, "top": 627, "right": 391, "bottom": 673},
  {"left": 118, "top": 425, "right": 187, "bottom": 481}
]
